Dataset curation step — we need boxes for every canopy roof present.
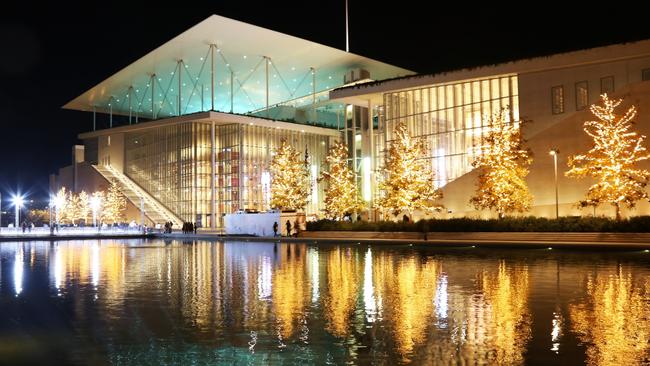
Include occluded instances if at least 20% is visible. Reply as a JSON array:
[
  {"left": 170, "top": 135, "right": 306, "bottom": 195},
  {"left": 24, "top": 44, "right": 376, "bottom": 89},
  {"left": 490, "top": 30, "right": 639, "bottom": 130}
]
[{"left": 63, "top": 14, "right": 412, "bottom": 120}]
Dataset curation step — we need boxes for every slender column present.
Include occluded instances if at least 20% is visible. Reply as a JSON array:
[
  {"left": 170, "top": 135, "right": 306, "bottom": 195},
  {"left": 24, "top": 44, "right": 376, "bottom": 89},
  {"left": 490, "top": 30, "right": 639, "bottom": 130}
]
[
  {"left": 345, "top": 0, "right": 349, "bottom": 52},
  {"left": 211, "top": 121, "right": 216, "bottom": 229},
  {"left": 109, "top": 97, "right": 113, "bottom": 128},
  {"left": 230, "top": 71, "right": 234, "bottom": 113},
  {"left": 92, "top": 106, "right": 96, "bottom": 131},
  {"left": 368, "top": 100, "right": 375, "bottom": 221},
  {"left": 128, "top": 86, "right": 133, "bottom": 124},
  {"left": 177, "top": 60, "right": 182, "bottom": 116},
  {"left": 151, "top": 74, "right": 155, "bottom": 119},
  {"left": 238, "top": 124, "right": 244, "bottom": 210},
  {"left": 210, "top": 45, "right": 215, "bottom": 111},
  {"left": 265, "top": 56, "right": 269, "bottom": 118},
  {"left": 311, "top": 67, "right": 316, "bottom": 122}
]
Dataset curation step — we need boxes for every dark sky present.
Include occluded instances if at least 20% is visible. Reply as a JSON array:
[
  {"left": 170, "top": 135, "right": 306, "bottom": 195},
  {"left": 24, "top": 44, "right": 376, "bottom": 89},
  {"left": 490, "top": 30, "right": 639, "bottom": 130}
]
[{"left": 1, "top": 2, "right": 649, "bottom": 202}]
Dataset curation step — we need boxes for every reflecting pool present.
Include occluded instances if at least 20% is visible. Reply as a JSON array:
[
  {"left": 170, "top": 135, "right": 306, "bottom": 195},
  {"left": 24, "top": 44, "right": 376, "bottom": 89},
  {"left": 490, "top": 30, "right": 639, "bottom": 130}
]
[{"left": 1, "top": 239, "right": 649, "bottom": 365}]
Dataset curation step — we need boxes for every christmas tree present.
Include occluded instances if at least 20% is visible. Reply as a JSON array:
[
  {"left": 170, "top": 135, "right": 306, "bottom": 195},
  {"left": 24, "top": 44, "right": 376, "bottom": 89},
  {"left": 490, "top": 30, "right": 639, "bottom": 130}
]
[
  {"left": 103, "top": 180, "right": 127, "bottom": 223},
  {"left": 269, "top": 139, "right": 311, "bottom": 211},
  {"left": 470, "top": 108, "right": 533, "bottom": 218},
  {"left": 375, "top": 122, "right": 443, "bottom": 219},
  {"left": 319, "top": 141, "right": 364, "bottom": 220},
  {"left": 566, "top": 94, "right": 650, "bottom": 220}
]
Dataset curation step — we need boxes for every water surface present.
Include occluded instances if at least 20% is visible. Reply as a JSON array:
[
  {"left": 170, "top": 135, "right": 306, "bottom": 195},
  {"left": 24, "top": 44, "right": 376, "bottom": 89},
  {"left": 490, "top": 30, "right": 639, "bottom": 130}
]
[{"left": 1, "top": 239, "right": 649, "bottom": 365}]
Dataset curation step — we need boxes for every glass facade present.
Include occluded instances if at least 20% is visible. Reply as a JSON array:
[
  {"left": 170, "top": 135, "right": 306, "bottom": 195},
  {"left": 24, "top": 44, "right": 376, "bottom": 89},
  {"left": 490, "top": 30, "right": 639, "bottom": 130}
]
[
  {"left": 124, "top": 121, "right": 330, "bottom": 227},
  {"left": 381, "top": 75, "right": 519, "bottom": 188}
]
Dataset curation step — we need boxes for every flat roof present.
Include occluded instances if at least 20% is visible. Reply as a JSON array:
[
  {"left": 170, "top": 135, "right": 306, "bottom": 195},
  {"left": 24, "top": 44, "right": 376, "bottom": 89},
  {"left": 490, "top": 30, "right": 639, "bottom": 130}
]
[
  {"left": 330, "top": 39, "right": 650, "bottom": 105},
  {"left": 64, "top": 14, "right": 412, "bottom": 118}
]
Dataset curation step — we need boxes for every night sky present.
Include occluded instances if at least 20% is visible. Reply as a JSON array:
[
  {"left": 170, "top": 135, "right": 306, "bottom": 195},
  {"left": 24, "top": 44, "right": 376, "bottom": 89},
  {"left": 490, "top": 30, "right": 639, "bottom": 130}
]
[{"left": 1, "top": 2, "right": 649, "bottom": 204}]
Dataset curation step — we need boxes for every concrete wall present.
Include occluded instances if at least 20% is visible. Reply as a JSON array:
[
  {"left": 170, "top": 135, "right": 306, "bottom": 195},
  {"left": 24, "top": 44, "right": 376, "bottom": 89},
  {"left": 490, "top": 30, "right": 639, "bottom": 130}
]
[
  {"left": 225, "top": 212, "right": 306, "bottom": 236},
  {"left": 98, "top": 133, "right": 124, "bottom": 172},
  {"left": 439, "top": 81, "right": 650, "bottom": 219}
]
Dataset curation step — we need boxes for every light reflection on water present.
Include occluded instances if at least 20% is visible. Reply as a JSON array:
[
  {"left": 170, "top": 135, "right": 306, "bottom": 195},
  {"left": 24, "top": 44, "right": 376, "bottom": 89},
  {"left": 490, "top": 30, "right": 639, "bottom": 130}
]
[{"left": 0, "top": 239, "right": 649, "bottom": 365}]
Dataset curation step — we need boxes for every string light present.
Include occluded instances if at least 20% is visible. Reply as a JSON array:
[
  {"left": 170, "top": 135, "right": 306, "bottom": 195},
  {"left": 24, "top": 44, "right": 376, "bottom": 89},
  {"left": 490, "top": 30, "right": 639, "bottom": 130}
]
[
  {"left": 375, "top": 122, "right": 443, "bottom": 219},
  {"left": 319, "top": 141, "right": 364, "bottom": 219},
  {"left": 269, "top": 139, "right": 311, "bottom": 211},
  {"left": 566, "top": 94, "right": 650, "bottom": 220},
  {"left": 470, "top": 108, "right": 532, "bottom": 218}
]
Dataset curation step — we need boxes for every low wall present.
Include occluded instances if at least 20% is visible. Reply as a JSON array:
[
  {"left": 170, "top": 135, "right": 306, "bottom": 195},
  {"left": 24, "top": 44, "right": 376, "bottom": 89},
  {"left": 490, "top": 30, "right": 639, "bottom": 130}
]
[
  {"left": 224, "top": 212, "right": 306, "bottom": 236},
  {"left": 299, "top": 231, "right": 650, "bottom": 246}
]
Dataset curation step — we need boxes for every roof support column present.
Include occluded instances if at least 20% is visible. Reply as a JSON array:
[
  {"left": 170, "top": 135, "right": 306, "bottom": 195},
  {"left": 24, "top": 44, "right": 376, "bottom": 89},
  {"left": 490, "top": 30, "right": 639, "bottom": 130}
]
[
  {"left": 368, "top": 99, "right": 375, "bottom": 221},
  {"left": 151, "top": 74, "right": 155, "bottom": 119},
  {"left": 128, "top": 86, "right": 133, "bottom": 125},
  {"left": 230, "top": 71, "right": 234, "bottom": 113},
  {"left": 109, "top": 97, "right": 113, "bottom": 128},
  {"left": 211, "top": 121, "right": 216, "bottom": 229},
  {"left": 210, "top": 44, "right": 215, "bottom": 111},
  {"left": 311, "top": 67, "right": 316, "bottom": 123},
  {"left": 177, "top": 60, "right": 182, "bottom": 116},
  {"left": 265, "top": 56, "right": 269, "bottom": 118},
  {"left": 92, "top": 106, "right": 96, "bottom": 131}
]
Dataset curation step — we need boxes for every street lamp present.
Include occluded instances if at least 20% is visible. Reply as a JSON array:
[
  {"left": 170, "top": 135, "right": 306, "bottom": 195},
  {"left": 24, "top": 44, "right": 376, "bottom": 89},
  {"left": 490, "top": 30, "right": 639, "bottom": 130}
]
[
  {"left": 52, "top": 194, "right": 65, "bottom": 230},
  {"left": 549, "top": 149, "right": 560, "bottom": 219},
  {"left": 12, "top": 195, "right": 24, "bottom": 232},
  {"left": 90, "top": 195, "right": 102, "bottom": 227}
]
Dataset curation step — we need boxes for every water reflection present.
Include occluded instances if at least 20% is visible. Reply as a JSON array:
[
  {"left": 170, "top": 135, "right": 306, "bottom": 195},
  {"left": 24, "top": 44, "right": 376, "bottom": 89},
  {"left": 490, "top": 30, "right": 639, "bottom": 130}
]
[
  {"left": 0, "top": 241, "right": 649, "bottom": 364},
  {"left": 569, "top": 266, "right": 650, "bottom": 365}
]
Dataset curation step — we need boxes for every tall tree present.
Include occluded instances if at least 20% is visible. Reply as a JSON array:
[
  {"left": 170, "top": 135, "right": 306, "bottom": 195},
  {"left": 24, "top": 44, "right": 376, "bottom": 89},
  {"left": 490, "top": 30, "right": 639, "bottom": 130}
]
[
  {"left": 470, "top": 108, "right": 533, "bottom": 218},
  {"left": 566, "top": 94, "right": 650, "bottom": 220},
  {"left": 269, "top": 139, "right": 311, "bottom": 211},
  {"left": 77, "top": 191, "right": 90, "bottom": 224},
  {"left": 103, "top": 181, "right": 127, "bottom": 223},
  {"left": 319, "top": 141, "right": 364, "bottom": 220},
  {"left": 375, "top": 122, "right": 443, "bottom": 219}
]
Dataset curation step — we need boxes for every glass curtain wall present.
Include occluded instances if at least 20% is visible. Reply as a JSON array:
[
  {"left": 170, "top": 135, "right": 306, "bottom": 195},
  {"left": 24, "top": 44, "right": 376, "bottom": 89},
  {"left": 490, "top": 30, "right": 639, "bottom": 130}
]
[
  {"left": 125, "top": 121, "right": 330, "bottom": 227},
  {"left": 382, "top": 75, "right": 519, "bottom": 188}
]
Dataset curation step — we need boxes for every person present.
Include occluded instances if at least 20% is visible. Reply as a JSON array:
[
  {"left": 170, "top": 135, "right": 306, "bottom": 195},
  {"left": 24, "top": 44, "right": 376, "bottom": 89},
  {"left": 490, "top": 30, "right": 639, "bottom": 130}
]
[
  {"left": 286, "top": 220, "right": 291, "bottom": 237},
  {"left": 403, "top": 214, "right": 410, "bottom": 223},
  {"left": 294, "top": 218, "right": 300, "bottom": 237},
  {"left": 193, "top": 222, "right": 197, "bottom": 234},
  {"left": 273, "top": 221, "right": 278, "bottom": 237},
  {"left": 22, "top": 221, "right": 27, "bottom": 233}
]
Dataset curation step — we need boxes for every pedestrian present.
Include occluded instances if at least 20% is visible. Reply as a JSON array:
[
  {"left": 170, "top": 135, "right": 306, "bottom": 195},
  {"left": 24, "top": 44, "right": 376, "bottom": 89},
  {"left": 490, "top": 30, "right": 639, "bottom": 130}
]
[
  {"left": 193, "top": 222, "right": 197, "bottom": 234},
  {"left": 22, "top": 221, "right": 27, "bottom": 233},
  {"left": 286, "top": 220, "right": 291, "bottom": 237},
  {"left": 273, "top": 221, "right": 278, "bottom": 237}
]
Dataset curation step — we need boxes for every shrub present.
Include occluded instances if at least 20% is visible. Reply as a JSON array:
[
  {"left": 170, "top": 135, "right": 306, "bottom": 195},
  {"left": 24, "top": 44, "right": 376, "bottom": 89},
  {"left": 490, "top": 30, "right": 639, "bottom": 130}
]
[{"left": 305, "top": 216, "right": 650, "bottom": 232}]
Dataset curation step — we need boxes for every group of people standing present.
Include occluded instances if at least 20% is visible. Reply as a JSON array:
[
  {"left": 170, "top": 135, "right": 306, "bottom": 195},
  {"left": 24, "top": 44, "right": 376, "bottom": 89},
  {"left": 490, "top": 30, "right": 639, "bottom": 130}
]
[
  {"left": 272, "top": 219, "right": 302, "bottom": 237},
  {"left": 182, "top": 222, "right": 197, "bottom": 234}
]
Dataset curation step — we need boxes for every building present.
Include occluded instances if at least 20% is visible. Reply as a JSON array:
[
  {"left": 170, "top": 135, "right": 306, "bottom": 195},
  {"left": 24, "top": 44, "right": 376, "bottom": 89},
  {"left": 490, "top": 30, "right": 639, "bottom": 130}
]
[
  {"left": 53, "top": 14, "right": 650, "bottom": 224},
  {"left": 52, "top": 15, "right": 411, "bottom": 228},
  {"left": 330, "top": 39, "right": 650, "bottom": 219}
]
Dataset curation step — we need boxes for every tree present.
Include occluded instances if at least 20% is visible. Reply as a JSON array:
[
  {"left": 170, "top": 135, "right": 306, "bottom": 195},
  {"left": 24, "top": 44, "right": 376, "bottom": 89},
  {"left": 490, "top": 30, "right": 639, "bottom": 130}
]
[
  {"left": 319, "top": 141, "right": 364, "bottom": 220},
  {"left": 64, "top": 191, "right": 80, "bottom": 225},
  {"left": 53, "top": 187, "right": 68, "bottom": 224},
  {"left": 269, "top": 139, "right": 311, "bottom": 211},
  {"left": 103, "top": 181, "right": 127, "bottom": 223},
  {"left": 566, "top": 94, "right": 650, "bottom": 220},
  {"left": 77, "top": 191, "right": 90, "bottom": 224},
  {"left": 470, "top": 108, "right": 533, "bottom": 218},
  {"left": 26, "top": 209, "right": 49, "bottom": 226},
  {"left": 375, "top": 122, "right": 443, "bottom": 219}
]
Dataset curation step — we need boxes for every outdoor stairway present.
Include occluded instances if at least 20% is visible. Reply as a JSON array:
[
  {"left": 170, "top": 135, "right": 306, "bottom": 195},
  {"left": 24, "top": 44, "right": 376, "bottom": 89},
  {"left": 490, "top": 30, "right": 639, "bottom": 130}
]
[{"left": 93, "top": 164, "right": 183, "bottom": 228}]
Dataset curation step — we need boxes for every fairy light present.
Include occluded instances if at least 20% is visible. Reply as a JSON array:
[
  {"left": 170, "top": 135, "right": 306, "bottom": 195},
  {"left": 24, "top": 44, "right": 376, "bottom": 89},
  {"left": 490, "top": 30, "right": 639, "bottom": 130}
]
[
  {"left": 269, "top": 139, "right": 311, "bottom": 211},
  {"left": 566, "top": 94, "right": 650, "bottom": 220},
  {"left": 470, "top": 108, "right": 533, "bottom": 218},
  {"left": 318, "top": 141, "right": 364, "bottom": 220},
  {"left": 375, "top": 122, "right": 443, "bottom": 218}
]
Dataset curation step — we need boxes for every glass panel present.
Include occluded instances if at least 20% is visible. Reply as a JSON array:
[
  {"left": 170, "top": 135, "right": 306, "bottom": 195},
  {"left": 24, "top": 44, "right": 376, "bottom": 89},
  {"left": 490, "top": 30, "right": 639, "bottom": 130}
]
[{"left": 575, "top": 81, "right": 588, "bottom": 111}]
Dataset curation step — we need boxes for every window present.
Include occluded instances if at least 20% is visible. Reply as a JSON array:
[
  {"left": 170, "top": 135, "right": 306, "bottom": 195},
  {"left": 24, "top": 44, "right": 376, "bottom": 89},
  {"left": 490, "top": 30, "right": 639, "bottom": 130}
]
[
  {"left": 600, "top": 76, "right": 614, "bottom": 94},
  {"left": 575, "top": 81, "right": 588, "bottom": 111},
  {"left": 643, "top": 68, "right": 650, "bottom": 81},
  {"left": 551, "top": 86, "right": 564, "bottom": 114}
]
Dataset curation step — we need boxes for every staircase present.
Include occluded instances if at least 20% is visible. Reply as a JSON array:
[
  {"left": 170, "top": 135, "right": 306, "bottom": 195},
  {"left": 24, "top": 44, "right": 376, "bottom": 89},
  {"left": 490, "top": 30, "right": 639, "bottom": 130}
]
[{"left": 93, "top": 164, "right": 183, "bottom": 228}]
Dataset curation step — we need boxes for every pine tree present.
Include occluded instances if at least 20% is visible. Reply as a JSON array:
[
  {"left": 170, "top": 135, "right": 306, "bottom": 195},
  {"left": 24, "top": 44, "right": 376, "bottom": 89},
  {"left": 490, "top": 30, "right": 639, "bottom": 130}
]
[
  {"left": 375, "top": 122, "right": 443, "bottom": 219},
  {"left": 319, "top": 141, "right": 364, "bottom": 220},
  {"left": 566, "top": 94, "right": 650, "bottom": 220},
  {"left": 269, "top": 139, "right": 311, "bottom": 211},
  {"left": 103, "top": 181, "right": 127, "bottom": 223},
  {"left": 470, "top": 108, "right": 533, "bottom": 218}
]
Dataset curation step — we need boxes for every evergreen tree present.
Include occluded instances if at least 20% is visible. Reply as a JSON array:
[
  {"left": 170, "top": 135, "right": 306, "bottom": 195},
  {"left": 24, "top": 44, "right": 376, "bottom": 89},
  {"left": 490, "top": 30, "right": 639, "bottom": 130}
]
[{"left": 103, "top": 181, "right": 127, "bottom": 223}]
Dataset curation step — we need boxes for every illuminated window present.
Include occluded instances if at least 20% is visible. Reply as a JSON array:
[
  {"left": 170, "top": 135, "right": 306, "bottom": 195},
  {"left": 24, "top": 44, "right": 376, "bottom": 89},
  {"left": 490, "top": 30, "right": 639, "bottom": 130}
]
[
  {"left": 551, "top": 86, "right": 564, "bottom": 114},
  {"left": 642, "top": 68, "right": 650, "bottom": 81},
  {"left": 600, "top": 76, "right": 614, "bottom": 94},
  {"left": 575, "top": 81, "right": 588, "bottom": 111}
]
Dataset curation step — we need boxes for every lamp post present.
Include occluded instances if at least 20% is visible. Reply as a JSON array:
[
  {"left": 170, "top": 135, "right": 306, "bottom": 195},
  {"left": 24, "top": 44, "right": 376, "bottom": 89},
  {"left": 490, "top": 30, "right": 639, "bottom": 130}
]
[
  {"left": 90, "top": 196, "right": 102, "bottom": 228},
  {"left": 549, "top": 149, "right": 560, "bottom": 219},
  {"left": 12, "top": 195, "right": 24, "bottom": 232}
]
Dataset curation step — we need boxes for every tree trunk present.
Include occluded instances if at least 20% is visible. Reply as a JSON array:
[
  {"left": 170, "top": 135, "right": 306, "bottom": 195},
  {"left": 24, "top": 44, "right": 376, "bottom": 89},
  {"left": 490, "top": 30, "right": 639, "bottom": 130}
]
[{"left": 615, "top": 203, "right": 621, "bottom": 221}]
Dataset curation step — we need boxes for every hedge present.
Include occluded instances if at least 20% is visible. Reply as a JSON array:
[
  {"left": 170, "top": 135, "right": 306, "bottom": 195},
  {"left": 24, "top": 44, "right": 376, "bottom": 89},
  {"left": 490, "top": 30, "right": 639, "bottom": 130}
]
[{"left": 306, "top": 216, "right": 650, "bottom": 233}]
